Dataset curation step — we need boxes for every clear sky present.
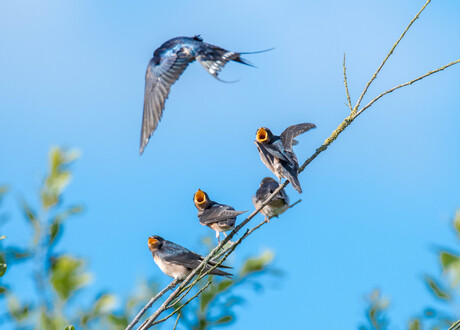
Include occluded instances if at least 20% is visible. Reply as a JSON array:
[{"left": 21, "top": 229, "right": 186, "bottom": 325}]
[{"left": 1, "top": 0, "right": 460, "bottom": 328}]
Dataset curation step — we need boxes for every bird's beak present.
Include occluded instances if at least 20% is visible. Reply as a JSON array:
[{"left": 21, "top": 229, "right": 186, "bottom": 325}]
[
  {"left": 256, "top": 128, "right": 268, "bottom": 143},
  {"left": 194, "top": 189, "right": 206, "bottom": 205},
  {"left": 148, "top": 237, "right": 159, "bottom": 245}
]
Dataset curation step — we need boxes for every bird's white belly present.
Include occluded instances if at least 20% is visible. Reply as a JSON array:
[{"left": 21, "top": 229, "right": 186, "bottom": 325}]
[{"left": 154, "top": 254, "right": 191, "bottom": 280}]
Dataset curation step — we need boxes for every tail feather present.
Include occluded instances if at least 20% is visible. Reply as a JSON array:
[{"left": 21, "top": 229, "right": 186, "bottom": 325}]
[
  {"left": 287, "top": 172, "right": 302, "bottom": 193},
  {"left": 196, "top": 45, "right": 273, "bottom": 80}
]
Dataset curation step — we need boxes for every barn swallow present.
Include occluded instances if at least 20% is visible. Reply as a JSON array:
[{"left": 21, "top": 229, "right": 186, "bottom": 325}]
[
  {"left": 254, "top": 123, "right": 316, "bottom": 193},
  {"left": 141, "top": 35, "right": 271, "bottom": 154},
  {"left": 252, "top": 177, "right": 290, "bottom": 221},
  {"left": 193, "top": 189, "right": 247, "bottom": 242},
  {"left": 148, "top": 236, "right": 232, "bottom": 280}
]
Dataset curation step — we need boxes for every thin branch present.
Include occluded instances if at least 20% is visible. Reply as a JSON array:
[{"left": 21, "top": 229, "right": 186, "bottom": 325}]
[
  {"left": 343, "top": 53, "right": 353, "bottom": 110},
  {"left": 173, "top": 313, "right": 180, "bottom": 330},
  {"left": 449, "top": 320, "right": 460, "bottom": 330},
  {"left": 125, "top": 279, "right": 178, "bottom": 330},
  {"left": 355, "top": 58, "right": 460, "bottom": 117},
  {"left": 148, "top": 281, "right": 212, "bottom": 327},
  {"left": 353, "top": 0, "right": 431, "bottom": 112}
]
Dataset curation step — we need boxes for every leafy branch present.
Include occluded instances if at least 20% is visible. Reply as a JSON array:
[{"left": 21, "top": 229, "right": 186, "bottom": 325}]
[{"left": 130, "top": 1, "right": 460, "bottom": 328}]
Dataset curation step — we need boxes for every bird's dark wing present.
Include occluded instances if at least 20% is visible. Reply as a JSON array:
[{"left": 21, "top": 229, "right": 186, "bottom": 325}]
[
  {"left": 280, "top": 123, "right": 316, "bottom": 150},
  {"left": 140, "top": 54, "right": 192, "bottom": 154},
  {"left": 199, "top": 205, "right": 246, "bottom": 225},
  {"left": 262, "top": 141, "right": 289, "bottom": 162},
  {"left": 160, "top": 241, "right": 203, "bottom": 268}
]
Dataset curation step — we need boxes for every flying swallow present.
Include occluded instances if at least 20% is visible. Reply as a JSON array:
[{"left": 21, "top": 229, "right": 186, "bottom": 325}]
[
  {"left": 148, "top": 236, "right": 232, "bottom": 280},
  {"left": 193, "top": 189, "right": 246, "bottom": 242},
  {"left": 141, "top": 35, "right": 270, "bottom": 154},
  {"left": 254, "top": 123, "right": 316, "bottom": 193},
  {"left": 252, "top": 177, "right": 290, "bottom": 221}
]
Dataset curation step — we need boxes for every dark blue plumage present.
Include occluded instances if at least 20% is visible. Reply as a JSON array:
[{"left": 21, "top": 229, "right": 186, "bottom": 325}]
[{"left": 140, "top": 35, "right": 258, "bottom": 154}]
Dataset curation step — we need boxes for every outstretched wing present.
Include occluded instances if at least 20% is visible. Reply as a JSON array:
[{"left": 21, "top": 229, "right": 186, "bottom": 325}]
[
  {"left": 280, "top": 123, "right": 316, "bottom": 150},
  {"left": 199, "top": 205, "right": 246, "bottom": 225},
  {"left": 140, "top": 54, "right": 192, "bottom": 154}
]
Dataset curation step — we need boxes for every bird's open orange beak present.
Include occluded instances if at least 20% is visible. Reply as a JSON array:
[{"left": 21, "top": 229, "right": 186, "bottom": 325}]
[
  {"left": 194, "top": 189, "right": 206, "bottom": 205},
  {"left": 256, "top": 128, "right": 268, "bottom": 143}
]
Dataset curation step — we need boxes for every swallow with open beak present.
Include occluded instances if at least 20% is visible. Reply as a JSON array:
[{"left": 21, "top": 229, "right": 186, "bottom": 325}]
[
  {"left": 193, "top": 189, "right": 247, "bottom": 242},
  {"left": 252, "top": 177, "right": 290, "bottom": 221},
  {"left": 148, "top": 236, "right": 232, "bottom": 280},
  {"left": 140, "top": 35, "right": 272, "bottom": 154},
  {"left": 254, "top": 123, "right": 316, "bottom": 193}
]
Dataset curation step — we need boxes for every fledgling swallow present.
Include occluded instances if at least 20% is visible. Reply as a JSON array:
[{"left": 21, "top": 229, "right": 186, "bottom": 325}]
[
  {"left": 141, "top": 35, "right": 271, "bottom": 154},
  {"left": 254, "top": 123, "right": 316, "bottom": 193},
  {"left": 193, "top": 189, "right": 247, "bottom": 242},
  {"left": 148, "top": 236, "right": 232, "bottom": 280},
  {"left": 252, "top": 177, "right": 290, "bottom": 221}
]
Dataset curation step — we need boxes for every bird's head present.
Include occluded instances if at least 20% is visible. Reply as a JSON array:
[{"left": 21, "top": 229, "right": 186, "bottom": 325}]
[
  {"left": 255, "top": 127, "right": 273, "bottom": 144},
  {"left": 260, "top": 177, "right": 278, "bottom": 187},
  {"left": 193, "top": 189, "right": 210, "bottom": 210},
  {"left": 148, "top": 236, "right": 164, "bottom": 251}
]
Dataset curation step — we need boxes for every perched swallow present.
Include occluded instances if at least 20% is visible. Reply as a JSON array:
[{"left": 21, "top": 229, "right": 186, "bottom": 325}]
[
  {"left": 254, "top": 123, "right": 316, "bottom": 193},
  {"left": 141, "top": 35, "right": 269, "bottom": 154},
  {"left": 252, "top": 177, "right": 290, "bottom": 221},
  {"left": 193, "top": 189, "right": 246, "bottom": 242},
  {"left": 148, "top": 236, "right": 231, "bottom": 280}
]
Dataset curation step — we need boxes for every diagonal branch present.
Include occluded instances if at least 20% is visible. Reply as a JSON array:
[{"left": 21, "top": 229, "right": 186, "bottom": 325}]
[
  {"left": 353, "top": 0, "right": 431, "bottom": 113},
  {"left": 126, "top": 279, "right": 178, "bottom": 330}
]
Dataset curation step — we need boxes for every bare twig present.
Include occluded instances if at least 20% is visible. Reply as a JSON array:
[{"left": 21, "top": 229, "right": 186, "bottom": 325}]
[
  {"left": 449, "top": 320, "right": 460, "bottom": 330},
  {"left": 125, "top": 279, "right": 178, "bottom": 330},
  {"left": 173, "top": 313, "right": 180, "bottom": 330},
  {"left": 343, "top": 53, "right": 353, "bottom": 110},
  {"left": 132, "top": 1, "right": 460, "bottom": 328},
  {"left": 147, "top": 281, "right": 212, "bottom": 328},
  {"left": 355, "top": 59, "right": 460, "bottom": 117},
  {"left": 353, "top": 0, "right": 431, "bottom": 113}
]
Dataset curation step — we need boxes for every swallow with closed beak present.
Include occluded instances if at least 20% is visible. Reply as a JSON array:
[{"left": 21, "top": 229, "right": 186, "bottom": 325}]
[
  {"left": 252, "top": 177, "right": 290, "bottom": 221},
  {"left": 148, "top": 236, "right": 232, "bottom": 280},
  {"left": 193, "top": 189, "right": 247, "bottom": 242},
  {"left": 254, "top": 123, "right": 316, "bottom": 193}
]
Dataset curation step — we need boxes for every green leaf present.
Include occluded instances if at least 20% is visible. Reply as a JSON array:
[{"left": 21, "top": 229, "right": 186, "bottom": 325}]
[
  {"left": 200, "top": 289, "right": 216, "bottom": 313},
  {"left": 93, "top": 293, "right": 116, "bottom": 315},
  {"left": 20, "top": 199, "right": 38, "bottom": 227},
  {"left": 217, "top": 279, "right": 233, "bottom": 293},
  {"left": 41, "top": 148, "right": 79, "bottom": 209},
  {"left": 64, "top": 326, "right": 75, "bottom": 330},
  {"left": 453, "top": 211, "right": 460, "bottom": 236},
  {"left": 0, "top": 286, "right": 8, "bottom": 295},
  {"left": 213, "top": 315, "right": 233, "bottom": 325},
  {"left": 107, "top": 314, "right": 128, "bottom": 327},
  {"left": 425, "top": 275, "right": 451, "bottom": 300},
  {"left": 0, "top": 235, "right": 6, "bottom": 240},
  {"left": 409, "top": 318, "right": 421, "bottom": 330},
  {"left": 0, "top": 263, "right": 6, "bottom": 277},
  {"left": 7, "top": 296, "right": 29, "bottom": 321},
  {"left": 240, "top": 250, "right": 274, "bottom": 276},
  {"left": 440, "top": 251, "right": 460, "bottom": 286},
  {"left": 50, "top": 255, "right": 91, "bottom": 300}
]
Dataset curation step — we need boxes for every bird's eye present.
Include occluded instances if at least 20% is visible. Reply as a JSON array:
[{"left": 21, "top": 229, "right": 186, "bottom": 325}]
[
  {"left": 194, "top": 190, "right": 206, "bottom": 204},
  {"left": 256, "top": 128, "right": 268, "bottom": 143}
]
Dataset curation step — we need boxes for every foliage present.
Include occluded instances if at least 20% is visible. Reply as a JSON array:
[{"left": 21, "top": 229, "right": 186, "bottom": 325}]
[
  {"left": 362, "top": 211, "right": 460, "bottom": 330},
  {"left": 359, "top": 290, "right": 390, "bottom": 330}
]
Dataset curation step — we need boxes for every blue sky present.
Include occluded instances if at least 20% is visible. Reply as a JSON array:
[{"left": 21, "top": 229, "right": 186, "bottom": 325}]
[{"left": 1, "top": 0, "right": 460, "bottom": 328}]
